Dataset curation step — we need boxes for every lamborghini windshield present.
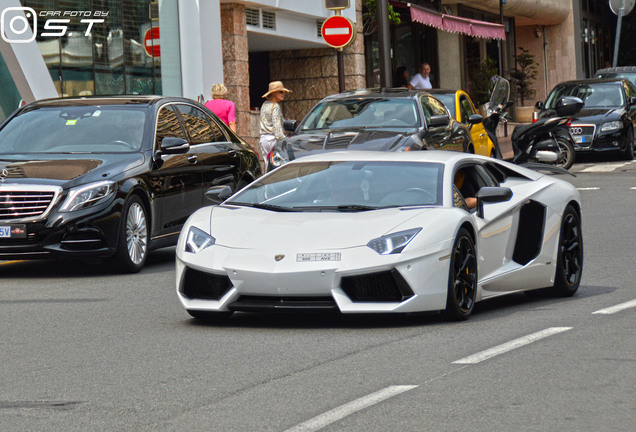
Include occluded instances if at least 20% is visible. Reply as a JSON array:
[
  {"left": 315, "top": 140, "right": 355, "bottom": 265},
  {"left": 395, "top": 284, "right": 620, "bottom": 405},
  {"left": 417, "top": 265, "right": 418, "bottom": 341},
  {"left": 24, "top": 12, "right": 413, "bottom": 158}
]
[
  {"left": 0, "top": 106, "right": 148, "bottom": 154},
  {"left": 300, "top": 99, "right": 420, "bottom": 131},
  {"left": 227, "top": 160, "right": 444, "bottom": 212}
]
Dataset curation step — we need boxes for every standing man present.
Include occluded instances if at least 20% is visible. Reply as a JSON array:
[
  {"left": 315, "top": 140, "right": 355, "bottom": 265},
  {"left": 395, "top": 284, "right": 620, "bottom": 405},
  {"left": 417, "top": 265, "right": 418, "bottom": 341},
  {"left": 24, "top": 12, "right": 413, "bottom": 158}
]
[{"left": 409, "top": 62, "right": 433, "bottom": 90}]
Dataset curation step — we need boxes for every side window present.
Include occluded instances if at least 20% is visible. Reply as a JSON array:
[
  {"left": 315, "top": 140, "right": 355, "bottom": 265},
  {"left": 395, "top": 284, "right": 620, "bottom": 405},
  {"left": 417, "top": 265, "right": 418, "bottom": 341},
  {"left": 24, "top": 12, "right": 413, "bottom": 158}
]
[
  {"left": 427, "top": 96, "right": 448, "bottom": 116},
  {"left": 453, "top": 164, "right": 495, "bottom": 203},
  {"left": 459, "top": 97, "right": 475, "bottom": 124},
  {"left": 155, "top": 105, "right": 186, "bottom": 148},
  {"left": 175, "top": 104, "right": 226, "bottom": 145},
  {"left": 420, "top": 96, "right": 432, "bottom": 122}
]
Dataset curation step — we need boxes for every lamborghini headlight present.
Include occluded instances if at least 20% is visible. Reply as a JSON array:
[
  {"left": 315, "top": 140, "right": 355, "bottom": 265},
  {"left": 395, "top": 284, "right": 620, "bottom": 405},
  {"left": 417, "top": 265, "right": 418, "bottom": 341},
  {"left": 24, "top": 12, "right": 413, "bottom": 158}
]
[
  {"left": 185, "top": 226, "right": 215, "bottom": 253},
  {"left": 59, "top": 181, "right": 116, "bottom": 212},
  {"left": 367, "top": 228, "right": 422, "bottom": 255},
  {"left": 600, "top": 121, "right": 623, "bottom": 133}
]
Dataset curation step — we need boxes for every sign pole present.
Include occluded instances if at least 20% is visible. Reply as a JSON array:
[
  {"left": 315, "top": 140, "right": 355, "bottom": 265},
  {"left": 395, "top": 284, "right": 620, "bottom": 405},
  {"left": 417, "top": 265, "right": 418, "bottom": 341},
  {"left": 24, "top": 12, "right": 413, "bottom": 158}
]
[
  {"left": 612, "top": 1, "right": 625, "bottom": 67},
  {"left": 335, "top": 9, "right": 345, "bottom": 92},
  {"left": 376, "top": 0, "right": 391, "bottom": 88}
]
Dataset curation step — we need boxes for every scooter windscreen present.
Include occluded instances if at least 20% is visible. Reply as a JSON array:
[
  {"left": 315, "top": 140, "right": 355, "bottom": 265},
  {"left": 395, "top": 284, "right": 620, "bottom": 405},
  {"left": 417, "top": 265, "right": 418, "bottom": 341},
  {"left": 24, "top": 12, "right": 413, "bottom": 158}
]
[{"left": 489, "top": 76, "right": 510, "bottom": 107}]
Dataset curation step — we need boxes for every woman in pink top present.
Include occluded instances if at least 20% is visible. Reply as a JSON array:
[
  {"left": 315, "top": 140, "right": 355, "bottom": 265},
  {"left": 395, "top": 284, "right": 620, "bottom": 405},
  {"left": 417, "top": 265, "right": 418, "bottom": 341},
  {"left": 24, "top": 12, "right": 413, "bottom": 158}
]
[{"left": 205, "top": 83, "right": 236, "bottom": 132}]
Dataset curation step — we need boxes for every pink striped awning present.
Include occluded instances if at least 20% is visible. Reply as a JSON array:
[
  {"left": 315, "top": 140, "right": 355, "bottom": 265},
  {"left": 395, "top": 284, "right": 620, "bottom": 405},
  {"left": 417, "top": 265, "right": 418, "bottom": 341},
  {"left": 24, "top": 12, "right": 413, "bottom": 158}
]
[{"left": 409, "top": 4, "right": 506, "bottom": 40}]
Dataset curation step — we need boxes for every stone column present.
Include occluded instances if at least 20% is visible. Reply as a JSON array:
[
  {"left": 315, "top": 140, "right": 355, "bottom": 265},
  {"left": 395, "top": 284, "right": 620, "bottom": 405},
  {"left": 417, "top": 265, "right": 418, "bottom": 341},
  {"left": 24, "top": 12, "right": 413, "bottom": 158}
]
[{"left": 220, "top": 3, "right": 253, "bottom": 149}]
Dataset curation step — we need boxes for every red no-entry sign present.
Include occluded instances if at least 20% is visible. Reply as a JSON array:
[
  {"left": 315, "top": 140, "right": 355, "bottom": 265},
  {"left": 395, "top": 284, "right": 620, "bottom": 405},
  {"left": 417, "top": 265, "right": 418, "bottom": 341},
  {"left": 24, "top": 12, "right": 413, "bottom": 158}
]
[
  {"left": 144, "top": 27, "right": 160, "bottom": 57},
  {"left": 321, "top": 15, "right": 356, "bottom": 49}
]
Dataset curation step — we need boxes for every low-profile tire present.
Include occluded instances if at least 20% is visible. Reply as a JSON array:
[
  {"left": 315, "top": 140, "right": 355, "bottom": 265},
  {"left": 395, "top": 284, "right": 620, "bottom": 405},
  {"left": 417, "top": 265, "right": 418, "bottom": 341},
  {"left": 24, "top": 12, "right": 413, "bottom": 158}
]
[
  {"left": 552, "top": 205, "right": 583, "bottom": 297},
  {"left": 187, "top": 310, "right": 233, "bottom": 320},
  {"left": 444, "top": 227, "right": 477, "bottom": 321},
  {"left": 555, "top": 137, "right": 575, "bottom": 170},
  {"left": 622, "top": 126, "right": 634, "bottom": 160},
  {"left": 112, "top": 195, "right": 149, "bottom": 273}
]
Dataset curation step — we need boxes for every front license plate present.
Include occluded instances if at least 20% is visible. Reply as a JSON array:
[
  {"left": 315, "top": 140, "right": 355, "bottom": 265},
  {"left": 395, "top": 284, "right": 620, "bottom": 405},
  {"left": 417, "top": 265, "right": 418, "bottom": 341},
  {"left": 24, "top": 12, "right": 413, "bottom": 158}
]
[
  {"left": 297, "top": 253, "right": 341, "bottom": 262},
  {"left": 0, "top": 225, "right": 27, "bottom": 238},
  {"left": 573, "top": 136, "right": 587, "bottom": 143}
]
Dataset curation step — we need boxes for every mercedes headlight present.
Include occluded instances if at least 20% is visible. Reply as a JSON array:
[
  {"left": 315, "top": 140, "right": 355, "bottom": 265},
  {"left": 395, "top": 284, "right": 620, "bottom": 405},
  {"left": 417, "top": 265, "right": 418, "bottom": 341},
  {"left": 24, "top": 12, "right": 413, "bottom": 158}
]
[
  {"left": 59, "top": 181, "right": 116, "bottom": 212},
  {"left": 185, "top": 226, "right": 215, "bottom": 253},
  {"left": 600, "top": 121, "right": 623, "bottom": 133},
  {"left": 367, "top": 228, "right": 422, "bottom": 255}
]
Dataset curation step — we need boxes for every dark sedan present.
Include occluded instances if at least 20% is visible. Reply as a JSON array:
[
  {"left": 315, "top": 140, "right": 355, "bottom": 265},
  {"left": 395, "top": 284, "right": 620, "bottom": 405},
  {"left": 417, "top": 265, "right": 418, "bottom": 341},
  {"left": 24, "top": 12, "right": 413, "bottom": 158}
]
[
  {"left": 536, "top": 78, "right": 636, "bottom": 160},
  {"left": 267, "top": 88, "right": 475, "bottom": 169},
  {"left": 0, "top": 96, "right": 261, "bottom": 272}
]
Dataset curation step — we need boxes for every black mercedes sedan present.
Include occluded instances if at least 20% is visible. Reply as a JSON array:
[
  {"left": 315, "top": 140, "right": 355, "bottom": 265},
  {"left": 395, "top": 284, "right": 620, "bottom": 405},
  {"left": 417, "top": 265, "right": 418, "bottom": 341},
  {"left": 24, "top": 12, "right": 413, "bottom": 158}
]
[
  {"left": 267, "top": 88, "right": 475, "bottom": 170},
  {"left": 536, "top": 78, "right": 636, "bottom": 160},
  {"left": 0, "top": 96, "right": 261, "bottom": 272}
]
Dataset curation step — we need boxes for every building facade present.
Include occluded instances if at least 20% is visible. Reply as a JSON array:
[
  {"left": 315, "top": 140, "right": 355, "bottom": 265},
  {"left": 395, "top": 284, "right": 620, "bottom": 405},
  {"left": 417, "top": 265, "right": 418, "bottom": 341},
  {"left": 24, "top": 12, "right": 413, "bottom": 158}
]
[{"left": 0, "top": 0, "right": 633, "bottom": 144}]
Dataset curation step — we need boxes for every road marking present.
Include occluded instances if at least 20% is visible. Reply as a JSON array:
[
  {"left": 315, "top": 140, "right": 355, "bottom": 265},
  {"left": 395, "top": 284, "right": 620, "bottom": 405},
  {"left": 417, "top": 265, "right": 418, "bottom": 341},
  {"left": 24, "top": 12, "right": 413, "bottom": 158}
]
[
  {"left": 576, "top": 187, "right": 600, "bottom": 191},
  {"left": 631, "top": 187, "right": 636, "bottom": 190},
  {"left": 592, "top": 299, "right": 636, "bottom": 315},
  {"left": 580, "top": 163, "right": 628, "bottom": 172},
  {"left": 283, "top": 385, "right": 418, "bottom": 432},
  {"left": 452, "top": 327, "right": 572, "bottom": 365}
]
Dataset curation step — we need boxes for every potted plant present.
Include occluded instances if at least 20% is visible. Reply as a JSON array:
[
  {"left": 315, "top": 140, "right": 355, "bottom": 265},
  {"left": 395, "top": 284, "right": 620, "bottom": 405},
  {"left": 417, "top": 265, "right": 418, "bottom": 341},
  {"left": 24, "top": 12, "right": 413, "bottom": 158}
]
[
  {"left": 467, "top": 57, "right": 499, "bottom": 115},
  {"left": 510, "top": 47, "right": 538, "bottom": 122}
]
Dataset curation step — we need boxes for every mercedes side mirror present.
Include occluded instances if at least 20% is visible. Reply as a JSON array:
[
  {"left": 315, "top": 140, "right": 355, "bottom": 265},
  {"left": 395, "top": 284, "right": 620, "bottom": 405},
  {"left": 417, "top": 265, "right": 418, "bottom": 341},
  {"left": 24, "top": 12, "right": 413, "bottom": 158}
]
[
  {"left": 629, "top": 96, "right": 636, "bottom": 106},
  {"left": 283, "top": 119, "right": 298, "bottom": 132},
  {"left": 205, "top": 185, "right": 233, "bottom": 203},
  {"left": 428, "top": 114, "right": 450, "bottom": 127},
  {"left": 535, "top": 101, "right": 544, "bottom": 110},
  {"left": 160, "top": 137, "right": 190, "bottom": 154},
  {"left": 476, "top": 186, "right": 513, "bottom": 218}
]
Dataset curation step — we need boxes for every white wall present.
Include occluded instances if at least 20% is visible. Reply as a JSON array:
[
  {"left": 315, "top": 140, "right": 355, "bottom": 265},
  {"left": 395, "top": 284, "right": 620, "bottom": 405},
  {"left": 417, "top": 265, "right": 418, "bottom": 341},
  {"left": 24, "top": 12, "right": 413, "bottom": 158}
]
[{"left": 175, "top": 0, "right": 224, "bottom": 100}]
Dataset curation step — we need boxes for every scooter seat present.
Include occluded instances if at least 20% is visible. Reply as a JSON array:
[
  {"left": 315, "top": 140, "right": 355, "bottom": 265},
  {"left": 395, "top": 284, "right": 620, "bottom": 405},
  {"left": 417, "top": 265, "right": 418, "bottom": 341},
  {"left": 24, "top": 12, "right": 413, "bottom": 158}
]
[{"left": 511, "top": 117, "right": 549, "bottom": 142}]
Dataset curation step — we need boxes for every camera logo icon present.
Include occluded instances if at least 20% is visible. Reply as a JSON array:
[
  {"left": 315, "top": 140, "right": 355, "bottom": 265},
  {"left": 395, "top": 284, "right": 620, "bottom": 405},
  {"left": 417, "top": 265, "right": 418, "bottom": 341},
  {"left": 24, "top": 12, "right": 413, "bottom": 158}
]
[{"left": 1, "top": 7, "right": 37, "bottom": 43}]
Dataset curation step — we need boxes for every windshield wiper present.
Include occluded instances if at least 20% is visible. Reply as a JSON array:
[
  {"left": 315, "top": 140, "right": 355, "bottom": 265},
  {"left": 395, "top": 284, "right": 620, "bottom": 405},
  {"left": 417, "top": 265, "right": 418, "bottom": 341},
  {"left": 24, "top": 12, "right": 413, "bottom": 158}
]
[
  {"left": 225, "top": 202, "right": 299, "bottom": 212},
  {"left": 293, "top": 204, "right": 378, "bottom": 212}
]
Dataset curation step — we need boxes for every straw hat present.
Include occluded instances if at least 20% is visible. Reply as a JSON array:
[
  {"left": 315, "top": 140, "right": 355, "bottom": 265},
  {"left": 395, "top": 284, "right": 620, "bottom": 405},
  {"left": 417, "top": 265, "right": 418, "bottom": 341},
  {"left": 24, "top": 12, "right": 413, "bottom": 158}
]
[{"left": 262, "top": 81, "right": 292, "bottom": 98}]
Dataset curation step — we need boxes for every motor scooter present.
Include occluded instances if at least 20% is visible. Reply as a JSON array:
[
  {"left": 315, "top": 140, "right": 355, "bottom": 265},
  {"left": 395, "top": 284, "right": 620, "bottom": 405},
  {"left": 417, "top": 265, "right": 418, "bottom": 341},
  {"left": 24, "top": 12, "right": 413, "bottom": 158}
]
[{"left": 482, "top": 76, "right": 582, "bottom": 170}]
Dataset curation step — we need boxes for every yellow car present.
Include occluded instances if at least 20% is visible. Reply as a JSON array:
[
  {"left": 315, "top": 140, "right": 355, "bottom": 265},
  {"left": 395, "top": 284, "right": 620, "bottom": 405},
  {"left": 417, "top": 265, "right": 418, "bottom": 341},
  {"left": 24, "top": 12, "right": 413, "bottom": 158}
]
[{"left": 427, "top": 89, "right": 496, "bottom": 157}]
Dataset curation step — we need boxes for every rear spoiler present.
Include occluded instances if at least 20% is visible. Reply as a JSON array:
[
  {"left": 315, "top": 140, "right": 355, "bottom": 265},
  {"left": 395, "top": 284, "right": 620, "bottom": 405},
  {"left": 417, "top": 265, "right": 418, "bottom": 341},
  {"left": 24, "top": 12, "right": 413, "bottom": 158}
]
[{"left": 519, "top": 163, "right": 575, "bottom": 177}]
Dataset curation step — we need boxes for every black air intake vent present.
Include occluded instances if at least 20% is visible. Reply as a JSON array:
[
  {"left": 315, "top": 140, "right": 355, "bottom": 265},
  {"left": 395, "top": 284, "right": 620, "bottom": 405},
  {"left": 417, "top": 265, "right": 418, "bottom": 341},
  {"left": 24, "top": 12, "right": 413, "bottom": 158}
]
[
  {"left": 341, "top": 269, "right": 414, "bottom": 302},
  {"left": 181, "top": 268, "right": 232, "bottom": 300}
]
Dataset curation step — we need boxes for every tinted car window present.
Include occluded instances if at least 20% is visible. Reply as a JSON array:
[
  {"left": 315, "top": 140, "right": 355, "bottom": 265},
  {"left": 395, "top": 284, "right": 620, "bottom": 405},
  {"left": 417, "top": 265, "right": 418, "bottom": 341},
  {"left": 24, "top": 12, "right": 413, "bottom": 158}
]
[
  {"left": 0, "top": 106, "right": 146, "bottom": 154},
  {"left": 175, "top": 104, "right": 226, "bottom": 144},
  {"left": 156, "top": 105, "right": 187, "bottom": 147},
  {"left": 545, "top": 83, "right": 624, "bottom": 109},
  {"left": 432, "top": 93, "right": 456, "bottom": 117},
  {"left": 300, "top": 99, "right": 419, "bottom": 130},
  {"left": 421, "top": 96, "right": 448, "bottom": 124},
  {"left": 459, "top": 96, "right": 475, "bottom": 124}
]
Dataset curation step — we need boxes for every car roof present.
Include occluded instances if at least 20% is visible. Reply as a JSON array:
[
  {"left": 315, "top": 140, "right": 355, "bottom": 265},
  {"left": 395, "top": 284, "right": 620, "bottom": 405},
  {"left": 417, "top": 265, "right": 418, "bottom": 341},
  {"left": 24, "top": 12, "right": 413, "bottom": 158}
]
[
  {"left": 553, "top": 78, "right": 628, "bottom": 86},
  {"left": 320, "top": 88, "right": 427, "bottom": 102},
  {"left": 26, "top": 95, "right": 198, "bottom": 108},
  {"left": 596, "top": 66, "right": 636, "bottom": 74},
  {"left": 287, "top": 150, "right": 486, "bottom": 165}
]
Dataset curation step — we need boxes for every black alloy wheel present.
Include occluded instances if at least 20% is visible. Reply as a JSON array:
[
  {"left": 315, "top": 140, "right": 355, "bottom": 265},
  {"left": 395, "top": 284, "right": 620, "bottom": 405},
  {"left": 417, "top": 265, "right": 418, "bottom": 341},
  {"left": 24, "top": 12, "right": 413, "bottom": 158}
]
[
  {"left": 112, "top": 195, "right": 149, "bottom": 273},
  {"left": 555, "top": 137, "right": 575, "bottom": 170},
  {"left": 623, "top": 126, "right": 634, "bottom": 161},
  {"left": 445, "top": 228, "right": 477, "bottom": 320},
  {"left": 553, "top": 205, "right": 583, "bottom": 297}
]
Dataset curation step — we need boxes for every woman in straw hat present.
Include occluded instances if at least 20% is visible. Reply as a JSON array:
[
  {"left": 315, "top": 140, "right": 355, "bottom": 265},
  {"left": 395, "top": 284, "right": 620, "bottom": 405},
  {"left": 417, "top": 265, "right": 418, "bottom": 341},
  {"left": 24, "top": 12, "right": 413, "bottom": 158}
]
[
  {"left": 259, "top": 81, "right": 291, "bottom": 164},
  {"left": 205, "top": 83, "right": 236, "bottom": 132}
]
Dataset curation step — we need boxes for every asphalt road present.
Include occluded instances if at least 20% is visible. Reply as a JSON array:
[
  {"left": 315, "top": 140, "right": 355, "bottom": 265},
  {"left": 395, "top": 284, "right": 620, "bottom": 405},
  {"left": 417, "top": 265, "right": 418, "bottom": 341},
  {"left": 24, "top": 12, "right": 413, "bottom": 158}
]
[{"left": 1, "top": 158, "right": 635, "bottom": 431}]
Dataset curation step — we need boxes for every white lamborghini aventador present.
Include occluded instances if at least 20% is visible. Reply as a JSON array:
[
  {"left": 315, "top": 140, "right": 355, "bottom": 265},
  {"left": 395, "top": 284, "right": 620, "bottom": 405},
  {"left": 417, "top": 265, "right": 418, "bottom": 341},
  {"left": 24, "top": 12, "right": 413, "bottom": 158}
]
[{"left": 175, "top": 151, "right": 583, "bottom": 321}]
